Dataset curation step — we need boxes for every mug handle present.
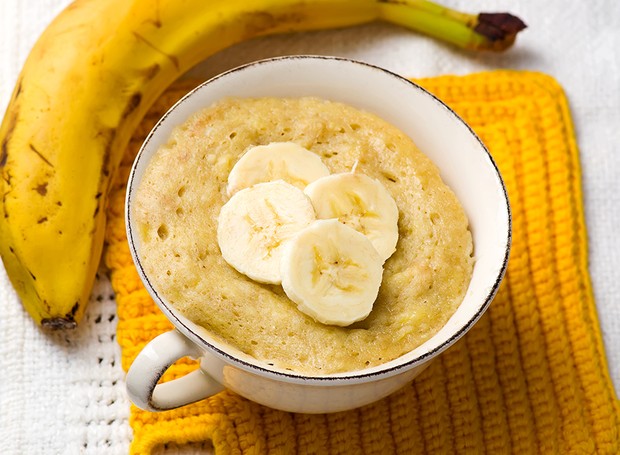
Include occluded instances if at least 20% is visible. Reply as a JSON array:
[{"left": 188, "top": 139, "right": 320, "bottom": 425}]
[{"left": 125, "top": 330, "right": 225, "bottom": 411}]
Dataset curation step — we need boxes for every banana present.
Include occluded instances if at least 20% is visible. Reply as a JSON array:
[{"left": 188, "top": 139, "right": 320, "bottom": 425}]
[
  {"left": 227, "top": 142, "right": 330, "bottom": 196},
  {"left": 0, "top": 0, "right": 379, "bottom": 328},
  {"left": 217, "top": 180, "right": 315, "bottom": 284},
  {"left": 0, "top": 0, "right": 524, "bottom": 329},
  {"left": 304, "top": 172, "right": 399, "bottom": 262},
  {"left": 280, "top": 219, "right": 383, "bottom": 326}
]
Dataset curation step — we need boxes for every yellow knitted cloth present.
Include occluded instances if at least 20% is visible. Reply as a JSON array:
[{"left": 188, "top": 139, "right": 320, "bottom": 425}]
[{"left": 105, "top": 71, "right": 619, "bottom": 454}]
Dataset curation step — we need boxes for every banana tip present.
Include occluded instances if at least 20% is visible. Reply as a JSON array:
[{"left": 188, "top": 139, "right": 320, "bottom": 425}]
[{"left": 41, "top": 317, "right": 78, "bottom": 330}]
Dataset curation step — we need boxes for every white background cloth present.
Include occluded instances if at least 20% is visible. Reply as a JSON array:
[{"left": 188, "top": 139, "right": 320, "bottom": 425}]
[{"left": 1, "top": 1, "right": 619, "bottom": 453}]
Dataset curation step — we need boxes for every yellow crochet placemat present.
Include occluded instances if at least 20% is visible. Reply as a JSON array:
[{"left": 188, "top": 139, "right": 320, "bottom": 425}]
[{"left": 105, "top": 71, "right": 619, "bottom": 454}]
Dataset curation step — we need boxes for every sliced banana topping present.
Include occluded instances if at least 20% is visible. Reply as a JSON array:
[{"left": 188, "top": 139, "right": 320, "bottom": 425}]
[
  {"left": 227, "top": 142, "right": 330, "bottom": 196},
  {"left": 220, "top": 153, "right": 400, "bottom": 326},
  {"left": 217, "top": 180, "right": 316, "bottom": 284},
  {"left": 304, "top": 172, "right": 399, "bottom": 262},
  {"left": 280, "top": 219, "right": 384, "bottom": 326}
]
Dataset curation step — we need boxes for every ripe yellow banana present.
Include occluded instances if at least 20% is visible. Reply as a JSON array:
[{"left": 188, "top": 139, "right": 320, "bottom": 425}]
[{"left": 0, "top": 0, "right": 525, "bottom": 329}]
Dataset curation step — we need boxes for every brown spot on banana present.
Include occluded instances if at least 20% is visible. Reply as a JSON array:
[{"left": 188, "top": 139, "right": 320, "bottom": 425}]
[
  {"left": 37, "top": 216, "right": 48, "bottom": 224},
  {"left": 142, "top": 63, "right": 161, "bottom": 82},
  {"left": 28, "top": 143, "right": 54, "bottom": 168},
  {"left": 241, "top": 11, "right": 305, "bottom": 39},
  {"left": 121, "top": 92, "right": 142, "bottom": 122},
  {"left": 2, "top": 187, "right": 12, "bottom": 218},
  {"left": 69, "top": 301, "right": 79, "bottom": 316},
  {"left": 147, "top": 18, "right": 163, "bottom": 28},
  {"left": 34, "top": 182, "right": 48, "bottom": 195},
  {"left": 144, "top": 0, "right": 162, "bottom": 28},
  {"left": 3, "top": 170, "right": 12, "bottom": 186},
  {"left": 132, "top": 32, "right": 179, "bottom": 71},
  {"left": 12, "top": 78, "right": 23, "bottom": 102},
  {"left": 94, "top": 118, "right": 131, "bottom": 210},
  {"left": 94, "top": 127, "right": 116, "bottom": 182},
  {"left": 95, "top": 125, "right": 115, "bottom": 140},
  {"left": 0, "top": 108, "right": 18, "bottom": 168},
  {"left": 0, "top": 141, "right": 8, "bottom": 167}
]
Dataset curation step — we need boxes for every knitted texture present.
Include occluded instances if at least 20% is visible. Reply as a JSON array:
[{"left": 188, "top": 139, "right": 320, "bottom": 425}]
[{"left": 104, "top": 71, "right": 620, "bottom": 454}]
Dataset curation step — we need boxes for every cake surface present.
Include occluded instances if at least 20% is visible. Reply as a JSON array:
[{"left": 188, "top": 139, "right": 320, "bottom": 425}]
[{"left": 134, "top": 97, "right": 473, "bottom": 375}]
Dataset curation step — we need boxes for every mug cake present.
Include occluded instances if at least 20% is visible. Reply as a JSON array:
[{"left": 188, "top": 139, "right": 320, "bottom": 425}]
[{"left": 132, "top": 96, "right": 474, "bottom": 375}]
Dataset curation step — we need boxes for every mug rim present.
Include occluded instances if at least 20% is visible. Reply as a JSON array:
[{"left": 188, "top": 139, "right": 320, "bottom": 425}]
[{"left": 126, "top": 55, "right": 512, "bottom": 384}]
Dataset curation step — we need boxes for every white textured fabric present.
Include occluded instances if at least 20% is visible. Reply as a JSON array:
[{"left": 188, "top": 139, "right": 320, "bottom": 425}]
[{"left": 1, "top": 0, "right": 619, "bottom": 453}]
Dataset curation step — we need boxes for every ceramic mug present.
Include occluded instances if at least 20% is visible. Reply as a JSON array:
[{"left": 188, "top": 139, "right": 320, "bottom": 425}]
[{"left": 125, "top": 56, "right": 511, "bottom": 414}]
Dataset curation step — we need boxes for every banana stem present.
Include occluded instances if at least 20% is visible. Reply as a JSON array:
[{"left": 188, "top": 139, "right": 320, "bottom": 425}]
[{"left": 378, "top": 0, "right": 526, "bottom": 51}]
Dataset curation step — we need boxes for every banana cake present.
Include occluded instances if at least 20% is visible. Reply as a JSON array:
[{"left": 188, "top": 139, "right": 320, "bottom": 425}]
[{"left": 133, "top": 96, "right": 474, "bottom": 375}]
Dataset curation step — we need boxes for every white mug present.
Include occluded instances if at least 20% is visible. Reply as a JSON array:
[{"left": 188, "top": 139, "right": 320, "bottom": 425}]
[{"left": 125, "top": 56, "right": 511, "bottom": 414}]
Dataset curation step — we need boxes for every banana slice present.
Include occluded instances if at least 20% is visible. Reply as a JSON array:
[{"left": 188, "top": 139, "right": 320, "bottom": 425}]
[
  {"left": 304, "top": 172, "right": 399, "bottom": 262},
  {"left": 217, "top": 180, "right": 316, "bottom": 284},
  {"left": 227, "top": 142, "right": 330, "bottom": 196},
  {"left": 281, "top": 219, "right": 384, "bottom": 326}
]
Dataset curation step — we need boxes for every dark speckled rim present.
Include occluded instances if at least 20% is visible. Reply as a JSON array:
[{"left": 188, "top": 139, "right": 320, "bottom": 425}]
[{"left": 126, "top": 55, "right": 512, "bottom": 385}]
